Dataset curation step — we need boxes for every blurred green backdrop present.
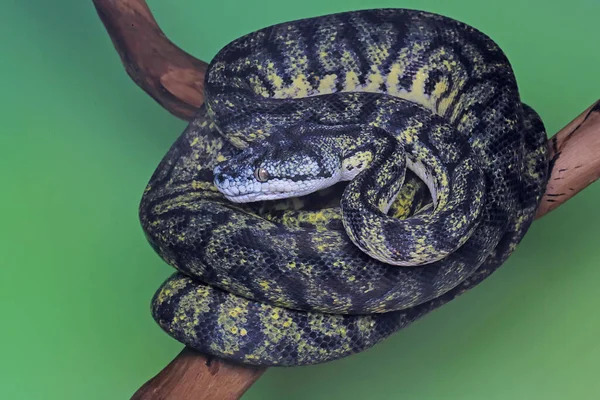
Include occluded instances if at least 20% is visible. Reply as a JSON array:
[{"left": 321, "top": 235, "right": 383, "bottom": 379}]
[{"left": 1, "top": 0, "right": 599, "bottom": 399}]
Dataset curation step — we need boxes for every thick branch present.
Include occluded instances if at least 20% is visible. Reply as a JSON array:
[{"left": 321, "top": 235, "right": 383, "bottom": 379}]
[
  {"left": 92, "top": 0, "right": 207, "bottom": 120},
  {"left": 131, "top": 347, "right": 265, "bottom": 400},
  {"left": 92, "top": 1, "right": 600, "bottom": 399},
  {"left": 536, "top": 100, "right": 600, "bottom": 218}
]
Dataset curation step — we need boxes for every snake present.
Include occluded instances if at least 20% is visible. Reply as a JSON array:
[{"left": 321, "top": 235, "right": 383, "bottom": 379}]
[{"left": 139, "top": 8, "right": 549, "bottom": 366}]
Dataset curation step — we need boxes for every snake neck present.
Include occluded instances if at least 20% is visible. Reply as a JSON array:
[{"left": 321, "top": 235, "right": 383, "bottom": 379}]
[{"left": 337, "top": 127, "right": 408, "bottom": 210}]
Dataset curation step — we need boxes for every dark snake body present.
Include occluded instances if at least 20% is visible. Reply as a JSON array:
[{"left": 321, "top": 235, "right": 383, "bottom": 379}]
[{"left": 139, "top": 9, "right": 549, "bottom": 366}]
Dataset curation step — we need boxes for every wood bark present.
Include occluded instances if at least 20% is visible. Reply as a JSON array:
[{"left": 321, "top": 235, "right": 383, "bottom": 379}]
[
  {"left": 92, "top": 0, "right": 207, "bottom": 121},
  {"left": 91, "top": 1, "right": 600, "bottom": 398},
  {"left": 130, "top": 347, "right": 265, "bottom": 400},
  {"left": 536, "top": 100, "right": 600, "bottom": 218}
]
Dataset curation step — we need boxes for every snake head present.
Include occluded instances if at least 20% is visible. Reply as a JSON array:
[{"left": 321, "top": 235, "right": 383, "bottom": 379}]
[{"left": 213, "top": 135, "right": 342, "bottom": 203}]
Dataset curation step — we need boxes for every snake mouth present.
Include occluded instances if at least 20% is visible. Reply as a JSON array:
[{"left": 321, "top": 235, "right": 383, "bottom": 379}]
[
  {"left": 220, "top": 190, "right": 299, "bottom": 203},
  {"left": 216, "top": 179, "right": 303, "bottom": 203},
  {"left": 216, "top": 175, "right": 343, "bottom": 204}
]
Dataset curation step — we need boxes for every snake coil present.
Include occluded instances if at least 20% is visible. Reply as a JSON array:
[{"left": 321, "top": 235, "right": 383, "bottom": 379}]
[{"left": 139, "top": 8, "right": 549, "bottom": 366}]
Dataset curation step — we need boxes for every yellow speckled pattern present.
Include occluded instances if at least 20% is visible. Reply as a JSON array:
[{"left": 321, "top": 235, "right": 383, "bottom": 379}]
[{"left": 139, "top": 9, "right": 549, "bottom": 366}]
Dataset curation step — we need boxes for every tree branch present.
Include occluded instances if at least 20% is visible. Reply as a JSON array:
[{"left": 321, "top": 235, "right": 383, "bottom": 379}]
[
  {"left": 130, "top": 347, "right": 265, "bottom": 400},
  {"left": 91, "top": 1, "right": 600, "bottom": 399},
  {"left": 92, "top": 0, "right": 207, "bottom": 121},
  {"left": 536, "top": 100, "right": 600, "bottom": 218}
]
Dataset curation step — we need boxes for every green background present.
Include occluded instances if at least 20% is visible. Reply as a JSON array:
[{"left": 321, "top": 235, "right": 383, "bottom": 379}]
[{"left": 2, "top": 0, "right": 599, "bottom": 398}]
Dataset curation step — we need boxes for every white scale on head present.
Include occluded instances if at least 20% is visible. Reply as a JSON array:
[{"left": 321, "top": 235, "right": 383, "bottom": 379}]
[{"left": 216, "top": 158, "right": 345, "bottom": 203}]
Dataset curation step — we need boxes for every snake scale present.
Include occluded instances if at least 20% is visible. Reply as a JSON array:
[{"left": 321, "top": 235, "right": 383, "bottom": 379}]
[{"left": 139, "top": 8, "right": 549, "bottom": 366}]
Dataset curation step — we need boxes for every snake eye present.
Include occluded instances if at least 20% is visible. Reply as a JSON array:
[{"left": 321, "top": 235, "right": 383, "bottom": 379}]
[{"left": 254, "top": 167, "right": 270, "bottom": 182}]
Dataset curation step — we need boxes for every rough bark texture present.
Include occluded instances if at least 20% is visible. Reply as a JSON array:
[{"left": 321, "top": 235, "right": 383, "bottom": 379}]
[
  {"left": 536, "top": 100, "right": 600, "bottom": 218},
  {"left": 91, "top": 1, "right": 600, "bottom": 399}
]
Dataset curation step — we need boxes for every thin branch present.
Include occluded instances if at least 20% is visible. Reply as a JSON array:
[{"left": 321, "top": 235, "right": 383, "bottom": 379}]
[{"left": 91, "top": 1, "right": 600, "bottom": 399}]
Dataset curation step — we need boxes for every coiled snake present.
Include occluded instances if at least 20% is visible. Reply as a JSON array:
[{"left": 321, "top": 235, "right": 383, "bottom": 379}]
[{"left": 139, "top": 8, "right": 549, "bottom": 366}]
